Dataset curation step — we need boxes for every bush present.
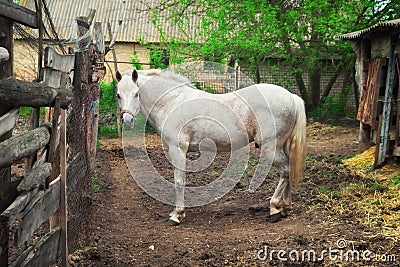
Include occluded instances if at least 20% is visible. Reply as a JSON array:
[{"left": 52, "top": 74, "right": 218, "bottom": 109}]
[
  {"left": 99, "top": 79, "right": 117, "bottom": 113},
  {"left": 312, "top": 89, "right": 350, "bottom": 121}
]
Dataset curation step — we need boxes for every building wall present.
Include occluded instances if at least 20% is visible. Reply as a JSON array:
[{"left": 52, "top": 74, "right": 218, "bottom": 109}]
[
  {"left": 104, "top": 42, "right": 151, "bottom": 81},
  {"left": 13, "top": 40, "right": 38, "bottom": 81},
  {"left": 13, "top": 40, "right": 152, "bottom": 82}
]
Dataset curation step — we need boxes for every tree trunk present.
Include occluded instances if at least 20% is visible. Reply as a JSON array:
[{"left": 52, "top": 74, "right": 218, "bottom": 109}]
[
  {"left": 294, "top": 72, "right": 311, "bottom": 111},
  {"left": 310, "top": 67, "right": 321, "bottom": 109},
  {"left": 255, "top": 62, "right": 261, "bottom": 83}
]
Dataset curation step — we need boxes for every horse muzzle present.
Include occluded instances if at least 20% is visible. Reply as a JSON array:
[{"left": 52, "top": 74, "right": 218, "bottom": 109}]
[{"left": 120, "top": 109, "right": 137, "bottom": 130}]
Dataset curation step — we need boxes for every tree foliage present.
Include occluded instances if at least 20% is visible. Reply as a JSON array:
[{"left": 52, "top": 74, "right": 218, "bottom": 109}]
[{"left": 152, "top": 0, "right": 400, "bottom": 111}]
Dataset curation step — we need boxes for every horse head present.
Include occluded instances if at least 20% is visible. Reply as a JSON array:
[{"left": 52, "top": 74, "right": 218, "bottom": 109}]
[{"left": 116, "top": 69, "right": 140, "bottom": 130}]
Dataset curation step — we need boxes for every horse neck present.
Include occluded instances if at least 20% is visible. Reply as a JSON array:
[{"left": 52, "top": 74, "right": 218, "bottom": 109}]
[
  {"left": 137, "top": 71, "right": 193, "bottom": 128},
  {"left": 137, "top": 77, "right": 168, "bottom": 129},
  {"left": 138, "top": 73, "right": 184, "bottom": 106}
]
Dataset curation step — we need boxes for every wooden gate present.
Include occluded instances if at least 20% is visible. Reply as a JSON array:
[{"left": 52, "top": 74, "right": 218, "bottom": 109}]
[{"left": 0, "top": 2, "right": 104, "bottom": 266}]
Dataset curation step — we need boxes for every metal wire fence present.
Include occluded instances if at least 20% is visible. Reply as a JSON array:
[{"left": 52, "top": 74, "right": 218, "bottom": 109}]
[{"left": 98, "top": 60, "right": 358, "bottom": 136}]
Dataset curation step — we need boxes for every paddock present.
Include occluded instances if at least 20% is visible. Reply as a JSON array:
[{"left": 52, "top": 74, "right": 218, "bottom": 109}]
[
  {"left": 1, "top": 2, "right": 399, "bottom": 266},
  {"left": 67, "top": 122, "right": 399, "bottom": 266}
]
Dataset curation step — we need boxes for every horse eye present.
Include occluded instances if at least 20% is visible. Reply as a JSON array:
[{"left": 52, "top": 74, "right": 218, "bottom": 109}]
[
  {"left": 116, "top": 93, "right": 121, "bottom": 99},
  {"left": 134, "top": 92, "right": 139, "bottom": 98}
]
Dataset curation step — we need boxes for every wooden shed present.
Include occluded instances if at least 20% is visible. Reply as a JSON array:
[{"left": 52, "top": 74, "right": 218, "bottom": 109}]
[{"left": 338, "top": 19, "right": 400, "bottom": 167}]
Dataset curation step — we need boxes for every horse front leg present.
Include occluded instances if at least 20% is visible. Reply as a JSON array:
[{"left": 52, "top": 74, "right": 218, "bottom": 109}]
[
  {"left": 167, "top": 143, "right": 188, "bottom": 226},
  {"left": 168, "top": 167, "right": 186, "bottom": 226}
]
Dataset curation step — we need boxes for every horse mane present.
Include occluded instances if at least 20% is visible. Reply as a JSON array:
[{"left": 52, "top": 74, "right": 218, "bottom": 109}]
[{"left": 125, "top": 69, "right": 196, "bottom": 89}]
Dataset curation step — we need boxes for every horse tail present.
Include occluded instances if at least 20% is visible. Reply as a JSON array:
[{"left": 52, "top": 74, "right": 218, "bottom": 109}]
[{"left": 288, "top": 94, "right": 307, "bottom": 188}]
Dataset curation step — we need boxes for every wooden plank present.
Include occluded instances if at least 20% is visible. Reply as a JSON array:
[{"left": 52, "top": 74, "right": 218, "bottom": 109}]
[
  {"left": 0, "top": 215, "right": 8, "bottom": 266},
  {"left": 0, "top": 0, "right": 38, "bottom": 28},
  {"left": 0, "top": 179, "right": 21, "bottom": 213},
  {"left": 357, "top": 58, "right": 386, "bottom": 127},
  {"left": 0, "top": 76, "right": 72, "bottom": 109},
  {"left": 375, "top": 114, "right": 383, "bottom": 168},
  {"left": 9, "top": 246, "right": 33, "bottom": 267},
  {"left": 59, "top": 108, "right": 68, "bottom": 267},
  {"left": 394, "top": 55, "right": 400, "bottom": 151},
  {"left": 16, "top": 177, "right": 60, "bottom": 246},
  {"left": 43, "top": 68, "right": 62, "bottom": 88},
  {"left": 376, "top": 37, "right": 397, "bottom": 167},
  {"left": 15, "top": 227, "right": 61, "bottom": 267},
  {"left": 49, "top": 79, "right": 64, "bottom": 228},
  {"left": 44, "top": 47, "right": 75, "bottom": 73},
  {"left": 17, "top": 162, "right": 52, "bottom": 192},
  {"left": 28, "top": 0, "right": 43, "bottom": 170},
  {"left": 94, "top": 22, "right": 105, "bottom": 54},
  {"left": 0, "top": 107, "right": 18, "bottom": 137},
  {"left": 0, "top": 124, "right": 51, "bottom": 168},
  {"left": 26, "top": 107, "right": 40, "bottom": 171},
  {"left": 1, "top": 189, "right": 36, "bottom": 220},
  {"left": 47, "top": 96, "right": 61, "bottom": 187}
]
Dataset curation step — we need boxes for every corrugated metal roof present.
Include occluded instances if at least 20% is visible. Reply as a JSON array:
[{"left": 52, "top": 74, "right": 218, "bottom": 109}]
[
  {"left": 20, "top": 0, "right": 201, "bottom": 43},
  {"left": 337, "top": 18, "right": 400, "bottom": 40}
]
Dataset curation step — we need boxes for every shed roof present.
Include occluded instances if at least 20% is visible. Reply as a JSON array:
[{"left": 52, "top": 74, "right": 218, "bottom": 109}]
[
  {"left": 20, "top": 0, "right": 201, "bottom": 43},
  {"left": 337, "top": 18, "right": 400, "bottom": 40}
]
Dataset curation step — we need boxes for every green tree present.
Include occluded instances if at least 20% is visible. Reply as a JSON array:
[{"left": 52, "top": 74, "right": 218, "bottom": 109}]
[
  {"left": 130, "top": 52, "right": 143, "bottom": 70},
  {"left": 152, "top": 0, "right": 400, "bottom": 111}
]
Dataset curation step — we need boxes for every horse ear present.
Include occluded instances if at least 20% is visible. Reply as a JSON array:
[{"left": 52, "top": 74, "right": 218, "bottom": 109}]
[
  {"left": 132, "top": 69, "right": 138, "bottom": 83},
  {"left": 116, "top": 71, "right": 122, "bottom": 82}
]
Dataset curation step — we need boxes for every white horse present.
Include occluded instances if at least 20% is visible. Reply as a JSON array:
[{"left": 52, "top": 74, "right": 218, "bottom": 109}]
[{"left": 116, "top": 69, "right": 306, "bottom": 225}]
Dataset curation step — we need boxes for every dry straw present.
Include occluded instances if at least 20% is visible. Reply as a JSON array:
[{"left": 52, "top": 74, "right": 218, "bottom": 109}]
[{"left": 339, "top": 146, "right": 399, "bottom": 240}]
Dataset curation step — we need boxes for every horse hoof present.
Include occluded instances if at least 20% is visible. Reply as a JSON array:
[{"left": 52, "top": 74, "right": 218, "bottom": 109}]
[
  {"left": 269, "top": 212, "right": 282, "bottom": 223},
  {"left": 166, "top": 219, "right": 180, "bottom": 226}
]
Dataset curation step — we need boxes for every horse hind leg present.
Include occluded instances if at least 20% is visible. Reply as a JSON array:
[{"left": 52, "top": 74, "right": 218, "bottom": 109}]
[{"left": 269, "top": 149, "right": 291, "bottom": 223}]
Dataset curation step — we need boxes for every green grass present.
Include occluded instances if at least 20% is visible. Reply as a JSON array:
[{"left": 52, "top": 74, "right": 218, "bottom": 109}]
[
  {"left": 390, "top": 175, "right": 400, "bottom": 188},
  {"left": 319, "top": 186, "right": 341, "bottom": 195},
  {"left": 99, "top": 122, "right": 119, "bottom": 138},
  {"left": 368, "top": 182, "right": 388, "bottom": 192},
  {"left": 19, "top": 107, "right": 46, "bottom": 118},
  {"left": 91, "top": 184, "right": 101, "bottom": 190},
  {"left": 90, "top": 172, "right": 101, "bottom": 190}
]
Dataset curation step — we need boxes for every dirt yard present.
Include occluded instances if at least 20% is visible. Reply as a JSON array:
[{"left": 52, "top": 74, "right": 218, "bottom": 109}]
[{"left": 69, "top": 121, "right": 399, "bottom": 267}]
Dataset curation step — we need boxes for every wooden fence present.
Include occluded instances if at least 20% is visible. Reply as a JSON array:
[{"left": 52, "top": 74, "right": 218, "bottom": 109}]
[
  {"left": 0, "top": 91, "right": 69, "bottom": 266},
  {"left": 0, "top": 3, "right": 104, "bottom": 266}
]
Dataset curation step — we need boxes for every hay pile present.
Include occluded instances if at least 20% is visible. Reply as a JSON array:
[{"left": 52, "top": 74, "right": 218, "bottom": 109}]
[{"left": 333, "top": 146, "right": 400, "bottom": 240}]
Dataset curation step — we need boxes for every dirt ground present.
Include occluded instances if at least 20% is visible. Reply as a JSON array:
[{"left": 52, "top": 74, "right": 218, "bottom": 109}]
[{"left": 69, "top": 121, "right": 399, "bottom": 267}]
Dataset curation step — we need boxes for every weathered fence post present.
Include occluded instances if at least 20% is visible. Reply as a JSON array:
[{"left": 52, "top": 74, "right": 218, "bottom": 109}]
[
  {"left": 66, "top": 10, "right": 104, "bottom": 247},
  {"left": 60, "top": 107, "right": 68, "bottom": 267},
  {"left": 0, "top": 12, "right": 14, "bottom": 184},
  {"left": 0, "top": 215, "right": 8, "bottom": 265}
]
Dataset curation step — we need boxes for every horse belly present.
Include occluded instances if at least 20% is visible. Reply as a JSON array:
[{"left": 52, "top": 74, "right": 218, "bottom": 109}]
[{"left": 187, "top": 125, "right": 250, "bottom": 153}]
